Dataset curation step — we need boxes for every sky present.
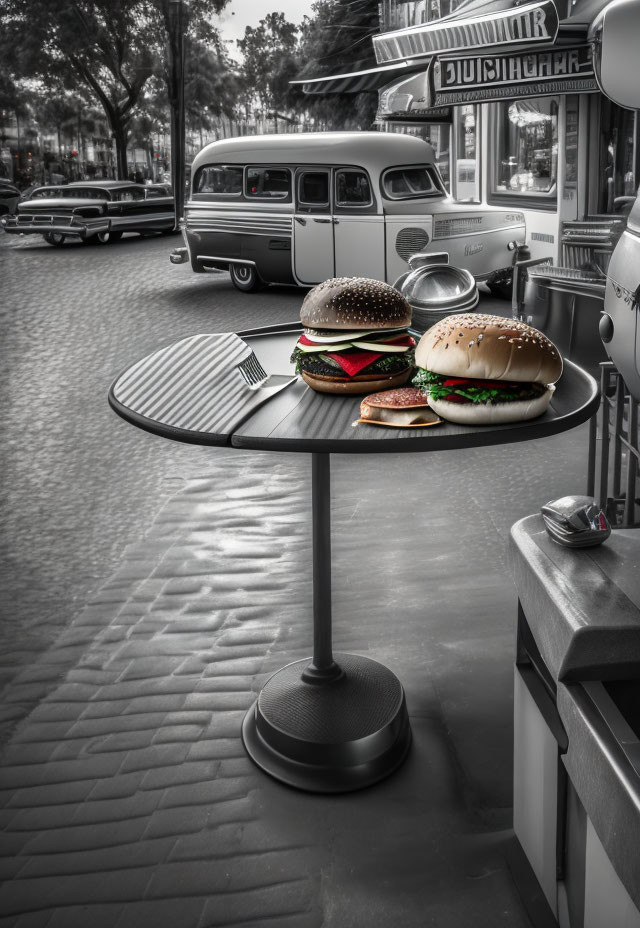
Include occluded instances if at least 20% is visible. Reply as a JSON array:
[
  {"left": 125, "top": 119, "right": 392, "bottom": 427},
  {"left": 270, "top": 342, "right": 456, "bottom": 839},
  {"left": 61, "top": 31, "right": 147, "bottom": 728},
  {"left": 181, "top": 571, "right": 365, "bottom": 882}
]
[{"left": 216, "top": 0, "right": 316, "bottom": 52}]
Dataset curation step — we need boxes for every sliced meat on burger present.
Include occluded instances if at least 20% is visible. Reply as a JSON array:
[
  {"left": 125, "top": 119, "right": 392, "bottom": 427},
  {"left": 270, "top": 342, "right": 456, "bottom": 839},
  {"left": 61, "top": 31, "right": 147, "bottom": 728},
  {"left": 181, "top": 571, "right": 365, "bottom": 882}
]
[
  {"left": 291, "top": 277, "right": 415, "bottom": 395},
  {"left": 412, "top": 313, "right": 563, "bottom": 424}
]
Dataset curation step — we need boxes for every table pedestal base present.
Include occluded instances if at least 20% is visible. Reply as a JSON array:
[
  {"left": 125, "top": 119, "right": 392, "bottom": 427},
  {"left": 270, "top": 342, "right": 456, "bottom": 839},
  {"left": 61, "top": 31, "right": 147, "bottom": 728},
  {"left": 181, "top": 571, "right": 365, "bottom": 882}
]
[{"left": 242, "top": 653, "right": 411, "bottom": 793}]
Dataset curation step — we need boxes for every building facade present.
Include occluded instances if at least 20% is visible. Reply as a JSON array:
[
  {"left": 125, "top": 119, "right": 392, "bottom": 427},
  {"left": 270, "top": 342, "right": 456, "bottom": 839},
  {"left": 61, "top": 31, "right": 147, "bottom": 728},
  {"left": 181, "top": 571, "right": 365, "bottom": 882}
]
[
  {"left": 374, "top": 0, "right": 637, "bottom": 267},
  {"left": 302, "top": 0, "right": 638, "bottom": 272}
]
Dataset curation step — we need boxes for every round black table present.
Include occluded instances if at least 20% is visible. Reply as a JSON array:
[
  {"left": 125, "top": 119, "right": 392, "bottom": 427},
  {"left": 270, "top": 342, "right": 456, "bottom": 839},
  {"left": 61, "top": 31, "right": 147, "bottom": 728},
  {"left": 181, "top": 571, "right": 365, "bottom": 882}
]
[{"left": 109, "top": 322, "right": 599, "bottom": 793}]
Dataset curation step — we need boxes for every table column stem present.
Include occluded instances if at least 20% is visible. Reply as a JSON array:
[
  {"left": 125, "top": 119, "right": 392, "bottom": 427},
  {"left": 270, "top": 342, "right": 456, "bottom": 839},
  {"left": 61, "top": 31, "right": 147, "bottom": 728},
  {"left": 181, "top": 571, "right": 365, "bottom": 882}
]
[{"left": 302, "top": 452, "right": 343, "bottom": 683}]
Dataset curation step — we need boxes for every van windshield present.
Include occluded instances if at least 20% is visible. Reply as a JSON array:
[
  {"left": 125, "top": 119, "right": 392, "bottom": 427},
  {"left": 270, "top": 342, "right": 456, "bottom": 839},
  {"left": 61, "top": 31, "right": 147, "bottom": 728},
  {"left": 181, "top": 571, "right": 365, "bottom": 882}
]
[{"left": 382, "top": 166, "right": 444, "bottom": 199}]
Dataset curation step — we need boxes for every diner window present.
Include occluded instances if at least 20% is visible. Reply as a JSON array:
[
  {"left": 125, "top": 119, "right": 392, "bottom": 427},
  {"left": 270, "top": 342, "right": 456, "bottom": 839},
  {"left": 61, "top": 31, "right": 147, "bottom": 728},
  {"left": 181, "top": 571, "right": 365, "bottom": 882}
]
[
  {"left": 492, "top": 97, "right": 558, "bottom": 202},
  {"left": 596, "top": 99, "right": 639, "bottom": 214},
  {"left": 335, "top": 170, "right": 372, "bottom": 207},
  {"left": 382, "top": 165, "right": 443, "bottom": 199},
  {"left": 453, "top": 105, "right": 479, "bottom": 202},
  {"left": 246, "top": 166, "right": 291, "bottom": 200},
  {"left": 194, "top": 164, "right": 243, "bottom": 197},
  {"left": 298, "top": 171, "right": 330, "bottom": 207}
]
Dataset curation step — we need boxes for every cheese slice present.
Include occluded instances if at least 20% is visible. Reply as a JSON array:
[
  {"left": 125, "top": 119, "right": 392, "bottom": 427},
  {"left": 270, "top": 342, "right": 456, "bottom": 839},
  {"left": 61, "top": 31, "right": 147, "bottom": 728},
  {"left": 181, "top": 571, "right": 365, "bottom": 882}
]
[
  {"left": 350, "top": 340, "right": 410, "bottom": 353},
  {"left": 359, "top": 407, "right": 440, "bottom": 426},
  {"left": 356, "top": 416, "right": 442, "bottom": 428},
  {"left": 303, "top": 327, "right": 407, "bottom": 343},
  {"left": 296, "top": 341, "right": 353, "bottom": 353}
]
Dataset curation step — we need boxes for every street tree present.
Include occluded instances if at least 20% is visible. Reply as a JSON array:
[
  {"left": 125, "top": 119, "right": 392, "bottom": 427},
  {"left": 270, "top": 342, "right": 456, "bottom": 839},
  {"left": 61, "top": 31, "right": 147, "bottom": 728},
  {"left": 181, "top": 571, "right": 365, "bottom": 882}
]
[
  {"left": 296, "top": 0, "right": 379, "bottom": 130},
  {"left": 184, "top": 39, "right": 242, "bottom": 144},
  {"left": 237, "top": 12, "right": 299, "bottom": 131},
  {"left": 0, "top": 0, "right": 231, "bottom": 178}
]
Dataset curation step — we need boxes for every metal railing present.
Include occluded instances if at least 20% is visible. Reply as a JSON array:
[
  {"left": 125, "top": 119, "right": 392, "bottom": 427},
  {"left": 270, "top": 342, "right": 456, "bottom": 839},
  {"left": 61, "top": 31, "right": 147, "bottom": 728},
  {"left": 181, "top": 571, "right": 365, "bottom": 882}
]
[
  {"left": 561, "top": 217, "right": 626, "bottom": 275},
  {"left": 588, "top": 362, "right": 640, "bottom": 527}
]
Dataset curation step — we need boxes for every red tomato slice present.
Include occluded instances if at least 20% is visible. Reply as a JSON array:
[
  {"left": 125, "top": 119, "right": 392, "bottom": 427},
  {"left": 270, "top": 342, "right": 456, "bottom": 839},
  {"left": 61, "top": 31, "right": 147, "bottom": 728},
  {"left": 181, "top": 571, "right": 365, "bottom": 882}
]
[
  {"left": 326, "top": 351, "right": 384, "bottom": 377},
  {"left": 442, "top": 377, "right": 512, "bottom": 389}
]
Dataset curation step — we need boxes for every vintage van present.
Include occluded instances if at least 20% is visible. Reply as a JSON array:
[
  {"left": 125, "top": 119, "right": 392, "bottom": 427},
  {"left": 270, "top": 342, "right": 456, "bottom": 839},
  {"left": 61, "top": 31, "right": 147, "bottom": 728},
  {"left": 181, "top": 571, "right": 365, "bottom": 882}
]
[{"left": 172, "top": 132, "right": 526, "bottom": 294}]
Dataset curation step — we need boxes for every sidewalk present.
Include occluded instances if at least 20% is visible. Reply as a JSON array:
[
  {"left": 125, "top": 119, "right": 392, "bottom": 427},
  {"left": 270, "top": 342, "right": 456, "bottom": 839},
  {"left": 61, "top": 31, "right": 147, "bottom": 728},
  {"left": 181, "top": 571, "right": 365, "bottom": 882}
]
[{"left": 0, "top": 432, "right": 592, "bottom": 927}]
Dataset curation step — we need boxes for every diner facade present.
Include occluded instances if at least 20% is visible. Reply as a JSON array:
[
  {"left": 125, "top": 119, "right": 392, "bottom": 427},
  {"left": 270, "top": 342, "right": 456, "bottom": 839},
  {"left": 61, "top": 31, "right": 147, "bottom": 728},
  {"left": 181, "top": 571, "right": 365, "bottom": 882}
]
[{"left": 301, "top": 0, "right": 638, "bottom": 271}]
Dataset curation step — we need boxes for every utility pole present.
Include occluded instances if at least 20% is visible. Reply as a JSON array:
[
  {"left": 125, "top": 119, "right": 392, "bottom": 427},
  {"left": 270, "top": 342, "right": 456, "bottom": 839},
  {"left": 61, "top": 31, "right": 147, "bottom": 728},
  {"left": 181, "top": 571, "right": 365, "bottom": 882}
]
[{"left": 168, "top": 0, "right": 189, "bottom": 231}]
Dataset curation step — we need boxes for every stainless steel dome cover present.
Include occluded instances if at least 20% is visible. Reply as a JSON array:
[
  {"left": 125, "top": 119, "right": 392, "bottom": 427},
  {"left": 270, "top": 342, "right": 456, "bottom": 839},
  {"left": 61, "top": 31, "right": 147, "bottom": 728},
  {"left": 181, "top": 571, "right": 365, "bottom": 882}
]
[
  {"left": 601, "top": 195, "right": 640, "bottom": 402},
  {"left": 396, "top": 262, "right": 478, "bottom": 312}
]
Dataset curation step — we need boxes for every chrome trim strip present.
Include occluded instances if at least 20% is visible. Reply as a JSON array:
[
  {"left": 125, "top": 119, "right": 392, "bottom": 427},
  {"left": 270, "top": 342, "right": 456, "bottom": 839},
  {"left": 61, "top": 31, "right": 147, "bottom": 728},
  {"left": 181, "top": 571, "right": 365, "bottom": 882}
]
[
  {"left": 187, "top": 215, "right": 292, "bottom": 226},
  {"left": 111, "top": 213, "right": 175, "bottom": 225},
  {"left": 432, "top": 222, "right": 525, "bottom": 240},
  {"left": 189, "top": 228, "right": 291, "bottom": 238},
  {"left": 186, "top": 202, "right": 294, "bottom": 214},
  {"left": 196, "top": 255, "right": 257, "bottom": 266}
]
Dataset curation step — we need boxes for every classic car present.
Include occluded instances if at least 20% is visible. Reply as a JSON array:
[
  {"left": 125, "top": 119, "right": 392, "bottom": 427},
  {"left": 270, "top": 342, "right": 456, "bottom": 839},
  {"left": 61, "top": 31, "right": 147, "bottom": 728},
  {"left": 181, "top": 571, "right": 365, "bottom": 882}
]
[
  {"left": 0, "top": 180, "right": 22, "bottom": 217},
  {"left": 0, "top": 180, "right": 175, "bottom": 245}
]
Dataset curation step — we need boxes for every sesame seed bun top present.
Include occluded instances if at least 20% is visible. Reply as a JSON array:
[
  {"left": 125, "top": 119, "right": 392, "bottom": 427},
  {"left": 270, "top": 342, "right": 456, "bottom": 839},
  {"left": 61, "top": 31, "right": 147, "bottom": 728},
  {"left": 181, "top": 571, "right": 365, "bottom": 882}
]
[
  {"left": 414, "top": 313, "right": 563, "bottom": 384},
  {"left": 300, "top": 277, "right": 413, "bottom": 331}
]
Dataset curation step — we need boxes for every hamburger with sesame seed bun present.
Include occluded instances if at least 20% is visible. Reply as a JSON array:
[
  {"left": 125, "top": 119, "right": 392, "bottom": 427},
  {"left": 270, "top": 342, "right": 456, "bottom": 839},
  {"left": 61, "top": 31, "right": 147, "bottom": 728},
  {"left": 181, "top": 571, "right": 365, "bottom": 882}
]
[
  {"left": 412, "top": 313, "right": 563, "bottom": 425},
  {"left": 291, "top": 277, "right": 415, "bottom": 395}
]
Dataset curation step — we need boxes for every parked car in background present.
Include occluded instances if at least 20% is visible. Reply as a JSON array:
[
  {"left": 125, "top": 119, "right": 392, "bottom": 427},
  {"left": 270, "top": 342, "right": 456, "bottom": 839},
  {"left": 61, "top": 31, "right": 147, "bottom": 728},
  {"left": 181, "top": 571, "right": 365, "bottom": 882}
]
[
  {"left": 0, "top": 180, "right": 175, "bottom": 245},
  {"left": 0, "top": 180, "right": 22, "bottom": 217}
]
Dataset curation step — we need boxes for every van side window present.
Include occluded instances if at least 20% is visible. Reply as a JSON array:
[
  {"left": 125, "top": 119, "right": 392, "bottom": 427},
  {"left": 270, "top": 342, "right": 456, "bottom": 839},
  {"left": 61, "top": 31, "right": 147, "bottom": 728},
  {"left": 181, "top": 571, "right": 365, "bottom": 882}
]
[
  {"left": 335, "top": 170, "right": 372, "bottom": 207},
  {"left": 298, "top": 172, "right": 329, "bottom": 208},
  {"left": 382, "top": 166, "right": 443, "bottom": 199},
  {"left": 194, "top": 165, "right": 243, "bottom": 197},
  {"left": 246, "top": 167, "right": 291, "bottom": 200}
]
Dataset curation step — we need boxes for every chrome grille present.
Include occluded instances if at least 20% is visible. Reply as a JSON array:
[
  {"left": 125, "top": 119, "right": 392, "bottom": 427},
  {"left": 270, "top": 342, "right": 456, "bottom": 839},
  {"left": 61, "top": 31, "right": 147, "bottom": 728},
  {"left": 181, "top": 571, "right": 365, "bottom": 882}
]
[{"left": 395, "top": 227, "right": 429, "bottom": 262}]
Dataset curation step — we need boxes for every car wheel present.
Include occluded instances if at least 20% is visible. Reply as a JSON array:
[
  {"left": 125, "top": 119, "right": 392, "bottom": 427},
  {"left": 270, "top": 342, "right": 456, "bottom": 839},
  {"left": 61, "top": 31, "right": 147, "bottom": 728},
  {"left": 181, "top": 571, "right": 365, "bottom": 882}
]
[
  {"left": 229, "top": 264, "right": 264, "bottom": 292},
  {"left": 43, "top": 232, "right": 68, "bottom": 246},
  {"left": 93, "top": 230, "right": 123, "bottom": 244}
]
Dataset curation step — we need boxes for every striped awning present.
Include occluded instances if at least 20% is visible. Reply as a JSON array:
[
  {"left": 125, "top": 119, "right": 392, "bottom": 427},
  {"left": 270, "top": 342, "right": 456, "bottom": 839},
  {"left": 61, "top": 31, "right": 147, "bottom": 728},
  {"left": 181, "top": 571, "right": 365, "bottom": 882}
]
[
  {"left": 372, "top": 0, "right": 613, "bottom": 65},
  {"left": 293, "top": 60, "right": 425, "bottom": 95},
  {"left": 373, "top": 0, "right": 563, "bottom": 64}
]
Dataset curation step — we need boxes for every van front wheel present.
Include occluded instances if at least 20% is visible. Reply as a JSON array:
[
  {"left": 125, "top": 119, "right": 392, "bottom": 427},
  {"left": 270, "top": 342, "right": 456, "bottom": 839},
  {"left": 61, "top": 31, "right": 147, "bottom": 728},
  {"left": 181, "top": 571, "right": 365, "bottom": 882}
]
[{"left": 230, "top": 264, "right": 264, "bottom": 292}]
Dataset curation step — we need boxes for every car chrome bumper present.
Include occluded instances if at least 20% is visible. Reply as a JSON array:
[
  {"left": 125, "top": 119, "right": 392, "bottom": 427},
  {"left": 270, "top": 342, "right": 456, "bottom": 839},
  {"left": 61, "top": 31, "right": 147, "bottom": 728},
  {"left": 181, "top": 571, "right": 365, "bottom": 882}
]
[
  {"left": 170, "top": 246, "right": 189, "bottom": 265},
  {"left": 0, "top": 217, "right": 110, "bottom": 238}
]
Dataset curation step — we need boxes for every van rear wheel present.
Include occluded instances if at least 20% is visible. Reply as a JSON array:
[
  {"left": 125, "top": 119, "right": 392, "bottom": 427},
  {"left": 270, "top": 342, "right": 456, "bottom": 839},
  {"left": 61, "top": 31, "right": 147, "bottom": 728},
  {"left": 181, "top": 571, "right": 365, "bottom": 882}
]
[{"left": 230, "top": 264, "right": 264, "bottom": 292}]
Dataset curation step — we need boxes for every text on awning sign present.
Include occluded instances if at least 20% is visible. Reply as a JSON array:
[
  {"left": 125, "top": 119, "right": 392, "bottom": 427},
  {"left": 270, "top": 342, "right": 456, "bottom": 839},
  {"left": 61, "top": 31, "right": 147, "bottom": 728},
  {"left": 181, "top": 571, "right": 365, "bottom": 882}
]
[{"left": 433, "top": 45, "right": 598, "bottom": 104}]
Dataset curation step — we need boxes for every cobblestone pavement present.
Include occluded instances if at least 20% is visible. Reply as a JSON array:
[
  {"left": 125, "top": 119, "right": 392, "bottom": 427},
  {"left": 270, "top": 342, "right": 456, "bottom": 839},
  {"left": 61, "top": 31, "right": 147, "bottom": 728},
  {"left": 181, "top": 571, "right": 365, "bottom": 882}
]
[
  {"left": 0, "top": 229, "right": 596, "bottom": 925},
  {"left": 0, "top": 425, "right": 593, "bottom": 927},
  {"left": 0, "top": 231, "right": 302, "bottom": 737}
]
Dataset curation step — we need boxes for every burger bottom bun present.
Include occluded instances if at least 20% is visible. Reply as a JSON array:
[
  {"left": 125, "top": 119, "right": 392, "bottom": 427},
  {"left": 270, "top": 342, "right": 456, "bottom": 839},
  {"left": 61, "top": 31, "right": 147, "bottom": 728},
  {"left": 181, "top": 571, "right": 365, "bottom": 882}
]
[
  {"left": 301, "top": 367, "right": 411, "bottom": 395},
  {"left": 428, "top": 384, "right": 555, "bottom": 425}
]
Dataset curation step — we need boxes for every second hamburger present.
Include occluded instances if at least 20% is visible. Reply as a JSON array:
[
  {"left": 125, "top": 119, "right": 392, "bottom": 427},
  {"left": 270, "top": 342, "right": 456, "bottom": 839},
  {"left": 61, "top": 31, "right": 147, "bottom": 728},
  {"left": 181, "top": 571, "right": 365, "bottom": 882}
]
[
  {"left": 412, "top": 313, "right": 563, "bottom": 424},
  {"left": 291, "top": 277, "right": 415, "bottom": 394}
]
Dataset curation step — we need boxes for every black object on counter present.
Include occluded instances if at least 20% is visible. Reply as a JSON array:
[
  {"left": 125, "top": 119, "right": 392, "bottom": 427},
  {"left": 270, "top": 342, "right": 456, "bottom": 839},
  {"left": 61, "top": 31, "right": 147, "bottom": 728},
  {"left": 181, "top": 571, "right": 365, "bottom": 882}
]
[{"left": 541, "top": 494, "right": 611, "bottom": 547}]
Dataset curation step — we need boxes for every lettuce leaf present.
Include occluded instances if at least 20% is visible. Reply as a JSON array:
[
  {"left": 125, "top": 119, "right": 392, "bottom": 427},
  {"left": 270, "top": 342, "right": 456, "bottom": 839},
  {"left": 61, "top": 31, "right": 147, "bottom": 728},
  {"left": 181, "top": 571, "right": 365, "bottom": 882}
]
[{"left": 412, "top": 368, "right": 544, "bottom": 405}]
